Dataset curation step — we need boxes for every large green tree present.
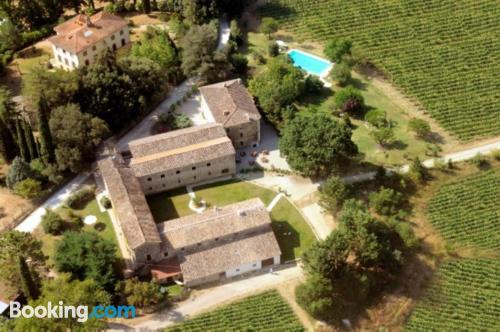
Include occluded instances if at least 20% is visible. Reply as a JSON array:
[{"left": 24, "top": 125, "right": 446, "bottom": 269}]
[
  {"left": 17, "top": 255, "right": 40, "bottom": 300},
  {"left": 36, "top": 96, "right": 55, "bottom": 164},
  {"left": 180, "top": 23, "right": 218, "bottom": 76},
  {"left": 5, "top": 156, "right": 34, "bottom": 188},
  {"left": 249, "top": 56, "right": 304, "bottom": 128},
  {"left": 319, "top": 176, "right": 350, "bottom": 213},
  {"left": 119, "top": 278, "right": 169, "bottom": 311},
  {"left": 15, "top": 117, "right": 29, "bottom": 162},
  {"left": 0, "top": 116, "right": 18, "bottom": 162},
  {"left": 54, "top": 231, "right": 117, "bottom": 291},
  {"left": 118, "top": 57, "right": 164, "bottom": 97},
  {"left": 49, "top": 103, "right": 109, "bottom": 173},
  {"left": 279, "top": 113, "right": 358, "bottom": 176}
]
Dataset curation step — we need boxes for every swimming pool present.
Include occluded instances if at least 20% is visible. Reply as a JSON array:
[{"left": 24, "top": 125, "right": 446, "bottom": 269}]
[{"left": 288, "top": 49, "right": 332, "bottom": 77}]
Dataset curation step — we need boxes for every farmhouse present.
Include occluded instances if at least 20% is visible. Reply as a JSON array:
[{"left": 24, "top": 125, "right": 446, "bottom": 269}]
[
  {"left": 200, "top": 79, "right": 261, "bottom": 148},
  {"left": 48, "top": 12, "right": 129, "bottom": 70},
  {"left": 128, "top": 123, "right": 236, "bottom": 195}
]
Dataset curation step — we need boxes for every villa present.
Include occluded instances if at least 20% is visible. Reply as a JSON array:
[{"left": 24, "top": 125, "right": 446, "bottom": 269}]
[{"left": 48, "top": 12, "right": 129, "bottom": 70}]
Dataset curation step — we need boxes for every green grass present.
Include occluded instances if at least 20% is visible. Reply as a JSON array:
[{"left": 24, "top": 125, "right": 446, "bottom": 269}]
[
  {"left": 405, "top": 258, "right": 500, "bottom": 331},
  {"left": 261, "top": 0, "right": 499, "bottom": 141},
  {"left": 426, "top": 168, "right": 500, "bottom": 250},
  {"left": 165, "top": 290, "right": 304, "bottom": 332},
  {"left": 146, "top": 180, "right": 315, "bottom": 261}
]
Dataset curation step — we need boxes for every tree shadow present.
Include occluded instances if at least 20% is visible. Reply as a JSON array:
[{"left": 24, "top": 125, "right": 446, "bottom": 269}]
[
  {"left": 271, "top": 220, "right": 301, "bottom": 261},
  {"left": 387, "top": 140, "right": 408, "bottom": 150},
  {"left": 348, "top": 77, "right": 369, "bottom": 91}
]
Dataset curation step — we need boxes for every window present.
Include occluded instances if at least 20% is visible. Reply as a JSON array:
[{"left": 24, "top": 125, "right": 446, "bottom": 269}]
[
  {"left": 64, "top": 58, "right": 69, "bottom": 65},
  {"left": 181, "top": 247, "right": 185, "bottom": 251},
  {"left": 192, "top": 166, "right": 196, "bottom": 170},
  {"left": 146, "top": 254, "right": 152, "bottom": 261},
  {"left": 83, "top": 51, "right": 87, "bottom": 56},
  {"left": 226, "top": 128, "right": 230, "bottom": 133},
  {"left": 252, "top": 264, "right": 257, "bottom": 267},
  {"left": 222, "top": 168, "right": 229, "bottom": 174},
  {"left": 149, "top": 187, "right": 152, "bottom": 190},
  {"left": 85, "top": 59, "right": 89, "bottom": 66},
  {"left": 72, "top": 61, "right": 76, "bottom": 68},
  {"left": 176, "top": 170, "right": 180, "bottom": 174},
  {"left": 197, "top": 243, "right": 201, "bottom": 246},
  {"left": 193, "top": 176, "right": 197, "bottom": 180},
  {"left": 111, "top": 35, "right": 115, "bottom": 41},
  {"left": 147, "top": 177, "right": 152, "bottom": 181},
  {"left": 121, "top": 39, "right": 126, "bottom": 46},
  {"left": 206, "top": 163, "right": 211, "bottom": 167},
  {"left": 57, "top": 55, "right": 62, "bottom": 62},
  {"left": 240, "top": 141, "right": 244, "bottom": 146},
  {"left": 162, "top": 184, "right": 166, "bottom": 187},
  {"left": 215, "top": 237, "right": 219, "bottom": 241},
  {"left": 160, "top": 174, "right": 165, "bottom": 178},
  {"left": 177, "top": 179, "right": 181, "bottom": 184},
  {"left": 120, "top": 30, "right": 124, "bottom": 35},
  {"left": 208, "top": 172, "right": 211, "bottom": 176},
  {"left": 92, "top": 45, "right": 96, "bottom": 51},
  {"left": 236, "top": 269, "right": 240, "bottom": 272},
  {"left": 240, "top": 133, "right": 244, "bottom": 137},
  {"left": 112, "top": 44, "right": 117, "bottom": 51},
  {"left": 164, "top": 252, "right": 169, "bottom": 257}
]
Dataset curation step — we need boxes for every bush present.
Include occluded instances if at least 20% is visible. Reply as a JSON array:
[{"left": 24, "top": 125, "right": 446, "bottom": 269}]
[
  {"left": 295, "top": 275, "right": 335, "bottom": 320},
  {"left": 100, "top": 196, "right": 112, "bottom": 209},
  {"left": 324, "top": 38, "right": 352, "bottom": 63},
  {"left": 42, "top": 210, "right": 65, "bottom": 235},
  {"left": 408, "top": 118, "right": 431, "bottom": 138},
  {"left": 6, "top": 157, "right": 34, "bottom": 188},
  {"left": 29, "top": 158, "right": 46, "bottom": 179},
  {"left": 319, "top": 176, "right": 350, "bottom": 213},
  {"left": 68, "top": 211, "right": 84, "bottom": 230},
  {"left": 65, "top": 185, "right": 95, "bottom": 209},
  {"left": 468, "top": 153, "right": 489, "bottom": 169},
  {"left": 365, "top": 109, "right": 387, "bottom": 127},
  {"left": 333, "top": 85, "right": 365, "bottom": 116},
  {"left": 409, "top": 157, "right": 429, "bottom": 182},
  {"left": 268, "top": 42, "right": 279, "bottom": 57},
  {"left": 161, "top": 113, "right": 192, "bottom": 130},
  {"left": 369, "top": 187, "right": 404, "bottom": 216},
  {"left": 104, "top": 3, "right": 117, "bottom": 13},
  {"left": 304, "top": 75, "right": 324, "bottom": 94},
  {"left": 230, "top": 53, "right": 248, "bottom": 74},
  {"left": 13, "top": 178, "right": 42, "bottom": 199},
  {"left": 330, "top": 62, "right": 351, "bottom": 86},
  {"left": 492, "top": 149, "right": 500, "bottom": 161}
]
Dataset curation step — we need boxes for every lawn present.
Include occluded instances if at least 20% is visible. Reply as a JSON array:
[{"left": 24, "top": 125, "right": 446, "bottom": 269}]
[
  {"left": 165, "top": 290, "right": 304, "bottom": 332},
  {"left": 146, "top": 180, "right": 315, "bottom": 261}
]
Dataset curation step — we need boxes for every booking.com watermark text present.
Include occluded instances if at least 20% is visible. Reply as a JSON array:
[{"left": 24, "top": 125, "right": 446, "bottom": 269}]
[{"left": 9, "top": 301, "right": 136, "bottom": 322}]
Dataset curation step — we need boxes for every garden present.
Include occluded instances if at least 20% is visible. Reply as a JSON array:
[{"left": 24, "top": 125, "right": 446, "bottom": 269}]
[{"left": 146, "top": 180, "right": 316, "bottom": 261}]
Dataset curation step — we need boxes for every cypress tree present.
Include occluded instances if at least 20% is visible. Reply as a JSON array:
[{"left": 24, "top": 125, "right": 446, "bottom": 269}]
[
  {"left": 37, "top": 97, "right": 55, "bottom": 164},
  {"left": 17, "top": 255, "right": 40, "bottom": 300},
  {"left": 0, "top": 117, "right": 18, "bottom": 163},
  {"left": 22, "top": 120, "right": 38, "bottom": 161},
  {"left": 15, "top": 117, "right": 29, "bottom": 162}
]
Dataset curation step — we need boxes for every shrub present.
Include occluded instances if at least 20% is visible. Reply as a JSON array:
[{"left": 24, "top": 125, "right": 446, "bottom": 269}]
[
  {"left": 295, "top": 275, "right": 335, "bottom": 320},
  {"left": 371, "top": 126, "right": 395, "bottom": 147},
  {"left": 42, "top": 210, "right": 65, "bottom": 235},
  {"left": 324, "top": 38, "right": 352, "bottom": 63},
  {"left": 319, "top": 176, "right": 350, "bottom": 213},
  {"left": 409, "top": 157, "right": 429, "bottom": 182},
  {"left": 365, "top": 109, "right": 387, "bottom": 128},
  {"left": 333, "top": 85, "right": 365, "bottom": 115},
  {"left": 100, "top": 196, "right": 112, "bottom": 209},
  {"left": 13, "top": 178, "right": 42, "bottom": 199},
  {"left": 230, "top": 53, "right": 248, "bottom": 74},
  {"left": 268, "top": 41, "right": 279, "bottom": 57},
  {"left": 304, "top": 75, "right": 324, "bottom": 93},
  {"left": 408, "top": 118, "right": 431, "bottom": 138},
  {"left": 491, "top": 149, "right": 500, "bottom": 161},
  {"left": 468, "top": 153, "right": 489, "bottom": 169},
  {"left": 369, "top": 187, "right": 404, "bottom": 216},
  {"left": 65, "top": 185, "right": 95, "bottom": 209},
  {"left": 68, "top": 211, "right": 84, "bottom": 230},
  {"left": 29, "top": 158, "right": 46, "bottom": 179},
  {"left": 6, "top": 157, "right": 34, "bottom": 188},
  {"left": 104, "top": 3, "right": 117, "bottom": 13},
  {"left": 330, "top": 62, "right": 351, "bottom": 86}
]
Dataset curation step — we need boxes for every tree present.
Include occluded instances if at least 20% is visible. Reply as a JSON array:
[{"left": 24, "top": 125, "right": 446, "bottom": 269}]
[
  {"left": 249, "top": 56, "right": 304, "bottom": 128},
  {"left": 22, "top": 120, "right": 38, "bottom": 160},
  {"left": 330, "top": 62, "right": 351, "bottom": 86},
  {"left": 408, "top": 118, "right": 431, "bottom": 138},
  {"left": 368, "top": 187, "right": 404, "bottom": 216},
  {"left": 371, "top": 126, "right": 395, "bottom": 147},
  {"left": 36, "top": 97, "right": 55, "bottom": 164},
  {"left": 6, "top": 156, "right": 34, "bottom": 188},
  {"left": 319, "top": 176, "right": 350, "bottom": 213},
  {"left": 17, "top": 255, "right": 39, "bottom": 300},
  {"left": 22, "top": 66, "right": 78, "bottom": 111},
  {"left": 268, "top": 41, "right": 279, "bottom": 56},
  {"left": 324, "top": 38, "right": 352, "bottom": 63},
  {"left": 279, "top": 113, "right": 358, "bottom": 176},
  {"left": 130, "top": 27, "right": 179, "bottom": 80},
  {"left": 333, "top": 85, "right": 365, "bottom": 116},
  {"left": 54, "top": 232, "right": 117, "bottom": 291},
  {"left": 0, "top": 116, "right": 18, "bottom": 163},
  {"left": 119, "top": 57, "right": 164, "bottom": 97},
  {"left": 0, "top": 231, "right": 46, "bottom": 290},
  {"left": 143, "top": 0, "right": 151, "bottom": 13},
  {"left": 229, "top": 53, "right": 248, "bottom": 74},
  {"left": 13, "top": 178, "right": 42, "bottom": 199},
  {"left": 119, "top": 278, "right": 169, "bottom": 311},
  {"left": 304, "top": 75, "right": 324, "bottom": 94},
  {"left": 49, "top": 104, "right": 110, "bottom": 173},
  {"left": 229, "top": 19, "right": 243, "bottom": 45},
  {"left": 12, "top": 274, "right": 110, "bottom": 331},
  {"left": 260, "top": 17, "right": 278, "bottom": 38},
  {"left": 365, "top": 108, "right": 387, "bottom": 128},
  {"left": 41, "top": 209, "right": 65, "bottom": 235},
  {"left": 302, "top": 231, "right": 349, "bottom": 280},
  {"left": 180, "top": 23, "right": 218, "bottom": 76},
  {"left": 295, "top": 274, "right": 335, "bottom": 320},
  {"left": 15, "top": 117, "right": 29, "bottom": 162},
  {"left": 409, "top": 157, "right": 428, "bottom": 182}
]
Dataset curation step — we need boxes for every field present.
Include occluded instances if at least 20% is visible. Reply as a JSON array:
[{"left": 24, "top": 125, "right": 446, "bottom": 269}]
[
  {"left": 146, "top": 180, "right": 316, "bottom": 261},
  {"left": 260, "top": 0, "right": 500, "bottom": 141},
  {"left": 426, "top": 169, "right": 500, "bottom": 250},
  {"left": 165, "top": 290, "right": 304, "bottom": 332},
  {"left": 405, "top": 258, "right": 500, "bottom": 331}
]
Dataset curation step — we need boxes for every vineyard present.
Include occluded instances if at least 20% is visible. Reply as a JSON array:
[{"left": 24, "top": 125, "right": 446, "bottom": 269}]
[
  {"left": 260, "top": 0, "right": 500, "bottom": 140},
  {"left": 405, "top": 258, "right": 500, "bottom": 331},
  {"left": 165, "top": 290, "right": 304, "bottom": 332},
  {"left": 426, "top": 169, "right": 500, "bottom": 250}
]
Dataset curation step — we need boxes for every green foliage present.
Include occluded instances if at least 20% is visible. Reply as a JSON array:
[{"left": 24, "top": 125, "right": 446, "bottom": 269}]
[
  {"left": 15, "top": 117, "right": 29, "bottom": 162},
  {"left": 371, "top": 126, "right": 395, "bottom": 147},
  {"left": 249, "top": 56, "right": 304, "bottom": 128},
  {"left": 330, "top": 62, "right": 351, "bottom": 86},
  {"left": 229, "top": 53, "right": 248, "bottom": 74},
  {"left": 6, "top": 156, "right": 34, "bottom": 188},
  {"left": 17, "top": 255, "right": 39, "bottom": 300},
  {"left": 304, "top": 75, "right": 324, "bottom": 94},
  {"left": 268, "top": 41, "right": 279, "bottom": 56},
  {"left": 12, "top": 274, "right": 110, "bottom": 331},
  {"left": 260, "top": 0, "right": 499, "bottom": 140},
  {"left": 279, "top": 113, "right": 358, "bottom": 176},
  {"left": 119, "top": 278, "right": 168, "bottom": 310},
  {"left": 100, "top": 196, "right": 112, "bottom": 209},
  {"left": 369, "top": 186, "right": 404, "bottom": 216},
  {"left": 324, "top": 38, "right": 352, "bottom": 63},
  {"left": 181, "top": 23, "right": 218, "bottom": 75},
  {"left": 65, "top": 185, "right": 96, "bottom": 209},
  {"left": 49, "top": 104, "right": 110, "bottom": 173},
  {"left": 41, "top": 209, "right": 65, "bottom": 235},
  {"left": 295, "top": 274, "right": 335, "bottom": 319},
  {"left": 319, "top": 176, "right": 350, "bottom": 213},
  {"left": 118, "top": 56, "right": 164, "bottom": 98},
  {"left": 427, "top": 169, "right": 500, "bottom": 250},
  {"left": 159, "top": 113, "right": 193, "bottom": 130},
  {"left": 229, "top": 19, "right": 243, "bottom": 45},
  {"left": 36, "top": 98, "right": 55, "bottom": 164},
  {"left": 165, "top": 290, "right": 304, "bottom": 331},
  {"left": 365, "top": 109, "right": 387, "bottom": 128},
  {"left": 333, "top": 85, "right": 365, "bottom": 115},
  {"left": 13, "top": 178, "right": 42, "bottom": 199},
  {"left": 408, "top": 118, "right": 431, "bottom": 138},
  {"left": 468, "top": 153, "right": 489, "bottom": 169},
  {"left": 0, "top": 115, "right": 18, "bottom": 163},
  {"left": 302, "top": 231, "right": 349, "bottom": 280},
  {"left": 54, "top": 232, "right": 117, "bottom": 291},
  {"left": 22, "top": 120, "right": 38, "bottom": 161},
  {"left": 409, "top": 157, "right": 429, "bottom": 182},
  {"left": 260, "top": 17, "right": 278, "bottom": 37}
]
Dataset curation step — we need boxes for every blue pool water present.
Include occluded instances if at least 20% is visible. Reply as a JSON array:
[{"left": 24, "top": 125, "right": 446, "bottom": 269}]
[{"left": 288, "top": 50, "right": 331, "bottom": 76}]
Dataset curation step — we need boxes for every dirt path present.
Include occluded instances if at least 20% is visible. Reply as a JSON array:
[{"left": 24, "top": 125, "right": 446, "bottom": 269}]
[{"left": 277, "top": 280, "right": 315, "bottom": 331}]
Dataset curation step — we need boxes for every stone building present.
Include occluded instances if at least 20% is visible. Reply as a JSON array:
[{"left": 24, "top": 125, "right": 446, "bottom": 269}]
[
  {"left": 200, "top": 79, "right": 261, "bottom": 148},
  {"left": 48, "top": 12, "right": 129, "bottom": 70},
  {"left": 128, "top": 123, "right": 236, "bottom": 195}
]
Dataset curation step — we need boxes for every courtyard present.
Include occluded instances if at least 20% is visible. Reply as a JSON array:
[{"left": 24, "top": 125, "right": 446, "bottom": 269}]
[{"left": 146, "top": 180, "right": 315, "bottom": 262}]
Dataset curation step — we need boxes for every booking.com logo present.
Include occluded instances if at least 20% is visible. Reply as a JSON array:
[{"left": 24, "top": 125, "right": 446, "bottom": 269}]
[{"left": 10, "top": 301, "right": 136, "bottom": 322}]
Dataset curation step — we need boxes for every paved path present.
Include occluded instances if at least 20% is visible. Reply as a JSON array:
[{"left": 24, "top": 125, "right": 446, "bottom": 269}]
[
  {"left": 217, "top": 19, "right": 230, "bottom": 51},
  {"left": 109, "top": 264, "right": 303, "bottom": 331},
  {"left": 266, "top": 193, "right": 284, "bottom": 212}
]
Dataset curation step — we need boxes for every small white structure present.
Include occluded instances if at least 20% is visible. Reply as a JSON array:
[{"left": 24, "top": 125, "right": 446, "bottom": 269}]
[
  {"left": 276, "top": 40, "right": 288, "bottom": 51},
  {"left": 84, "top": 215, "right": 97, "bottom": 225}
]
